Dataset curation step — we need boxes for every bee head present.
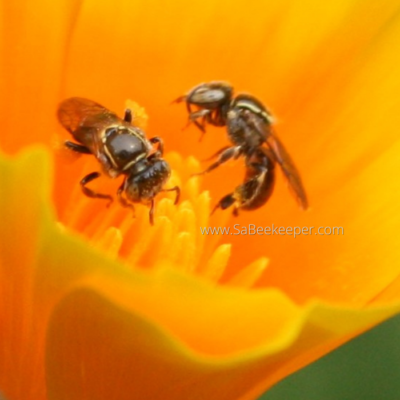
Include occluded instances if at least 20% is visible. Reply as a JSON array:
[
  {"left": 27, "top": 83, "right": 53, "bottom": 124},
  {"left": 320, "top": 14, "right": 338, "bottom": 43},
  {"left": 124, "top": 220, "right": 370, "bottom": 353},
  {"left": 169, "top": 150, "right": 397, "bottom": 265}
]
[
  {"left": 124, "top": 157, "right": 171, "bottom": 204},
  {"left": 185, "top": 81, "right": 233, "bottom": 109}
]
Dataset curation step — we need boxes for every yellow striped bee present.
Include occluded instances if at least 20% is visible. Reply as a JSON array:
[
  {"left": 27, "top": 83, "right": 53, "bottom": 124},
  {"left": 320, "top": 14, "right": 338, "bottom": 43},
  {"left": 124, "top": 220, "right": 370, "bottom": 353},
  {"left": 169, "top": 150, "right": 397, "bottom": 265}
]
[
  {"left": 58, "top": 97, "right": 179, "bottom": 224},
  {"left": 174, "top": 82, "right": 308, "bottom": 213}
]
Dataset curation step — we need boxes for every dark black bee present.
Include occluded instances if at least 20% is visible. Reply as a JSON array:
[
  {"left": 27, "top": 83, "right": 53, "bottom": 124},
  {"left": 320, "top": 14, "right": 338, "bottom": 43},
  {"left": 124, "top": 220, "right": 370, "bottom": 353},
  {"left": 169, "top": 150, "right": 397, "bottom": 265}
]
[
  {"left": 57, "top": 97, "right": 180, "bottom": 224},
  {"left": 174, "top": 81, "right": 308, "bottom": 213}
]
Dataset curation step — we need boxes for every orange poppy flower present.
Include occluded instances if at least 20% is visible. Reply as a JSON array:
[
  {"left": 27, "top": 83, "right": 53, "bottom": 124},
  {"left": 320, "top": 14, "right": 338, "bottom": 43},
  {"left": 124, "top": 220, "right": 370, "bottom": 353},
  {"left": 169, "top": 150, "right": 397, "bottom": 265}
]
[{"left": 1, "top": 1, "right": 400, "bottom": 399}]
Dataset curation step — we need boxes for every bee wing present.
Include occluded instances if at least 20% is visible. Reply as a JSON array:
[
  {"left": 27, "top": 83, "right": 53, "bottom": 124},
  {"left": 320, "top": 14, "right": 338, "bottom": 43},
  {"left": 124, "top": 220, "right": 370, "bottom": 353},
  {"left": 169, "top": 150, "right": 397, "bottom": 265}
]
[
  {"left": 240, "top": 108, "right": 271, "bottom": 143},
  {"left": 265, "top": 132, "right": 309, "bottom": 210},
  {"left": 57, "top": 97, "right": 120, "bottom": 134}
]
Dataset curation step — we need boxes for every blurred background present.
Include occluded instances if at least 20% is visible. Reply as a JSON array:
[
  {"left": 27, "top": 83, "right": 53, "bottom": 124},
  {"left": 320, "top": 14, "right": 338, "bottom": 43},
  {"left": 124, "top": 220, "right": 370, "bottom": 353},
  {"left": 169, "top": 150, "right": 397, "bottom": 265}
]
[{"left": 260, "top": 314, "right": 400, "bottom": 400}]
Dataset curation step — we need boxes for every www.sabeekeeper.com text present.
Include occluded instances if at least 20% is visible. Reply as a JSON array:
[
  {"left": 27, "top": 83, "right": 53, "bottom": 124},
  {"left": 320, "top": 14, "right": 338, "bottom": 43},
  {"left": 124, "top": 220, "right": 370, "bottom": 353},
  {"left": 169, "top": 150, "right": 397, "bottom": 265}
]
[{"left": 200, "top": 224, "right": 344, "bottom": 238}]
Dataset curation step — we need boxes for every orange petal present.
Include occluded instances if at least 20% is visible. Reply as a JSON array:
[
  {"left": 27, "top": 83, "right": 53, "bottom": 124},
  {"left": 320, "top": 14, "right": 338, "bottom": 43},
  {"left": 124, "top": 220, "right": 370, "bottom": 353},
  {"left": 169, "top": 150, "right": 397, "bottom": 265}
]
[
  {"left": 45, "top": 270, "right": 400, "bottom": 400},
  {"left": 223, "top": 11, "right": 400, "bottom": 305},
  {"left": 0, "top": 0, "right": 82, "bottom": 153},
  {"left": 49, "top": 0, "right": 400, "bottom": 309},
  {"left": 1, "top": 0, "right": 400, "bottom": 398}
]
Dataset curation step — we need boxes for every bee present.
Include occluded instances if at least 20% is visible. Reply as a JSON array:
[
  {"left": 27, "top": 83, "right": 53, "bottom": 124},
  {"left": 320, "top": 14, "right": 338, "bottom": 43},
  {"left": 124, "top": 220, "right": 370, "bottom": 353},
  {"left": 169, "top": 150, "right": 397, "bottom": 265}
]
[
  {"left": 57, "top": 97, "right": 180, "bottom": 225},
  {"left": 174, "top": 81, "right": 308, "bottom": 212}
]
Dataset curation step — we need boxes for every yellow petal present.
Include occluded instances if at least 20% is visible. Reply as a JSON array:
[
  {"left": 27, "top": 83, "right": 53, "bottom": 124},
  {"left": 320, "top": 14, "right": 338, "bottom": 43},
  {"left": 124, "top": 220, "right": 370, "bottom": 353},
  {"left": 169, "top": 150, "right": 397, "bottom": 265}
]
[
  {"left": 45, "top": 269, "right": 400, "bottom": 400},
  {"left": 0, "top": 147, "right": 53, "bottom": 398}
]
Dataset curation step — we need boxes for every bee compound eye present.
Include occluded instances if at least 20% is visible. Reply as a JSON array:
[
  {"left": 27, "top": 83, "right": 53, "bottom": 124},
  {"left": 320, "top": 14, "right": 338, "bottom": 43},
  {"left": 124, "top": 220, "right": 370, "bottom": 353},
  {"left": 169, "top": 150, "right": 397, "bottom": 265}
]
[
  {"left": 191, "top": 88, "right": 228, "bottom": 105},
  {"left": 124, "top": 179, "right": 140, "bottom": 202}
]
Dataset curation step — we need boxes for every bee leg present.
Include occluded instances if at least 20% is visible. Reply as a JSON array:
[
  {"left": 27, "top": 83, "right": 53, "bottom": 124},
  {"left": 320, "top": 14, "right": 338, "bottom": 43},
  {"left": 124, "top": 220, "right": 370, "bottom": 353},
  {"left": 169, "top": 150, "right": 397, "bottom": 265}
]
[
  {"left": 189, "top": 109, "right": 211, "bottom": 123},
  {"left": 65, "top": 141, "right": 91, "bottom": 154},
  {"left": 198, "top": 130, "right": 206, "bottom": 142},
  {"left": 149, "top": 137, "right": 164, "bottom": 155},
  {"left": 191, "top": 146, "right": 242, "bottom": 177},
  {"left": 147, "top": 151, "right": 162, "bottom": 161},
  {"left": 191, "top": 109, "right": 211, "bottom": 137},
  {"left": 214, "top": 107, "right": 227, "bottom": 127},
  {"left": 161, "top": 186, "right": 180, "bottom": 204},
  {"left": 149, "top": 198, "right": 155, "bottom": 226},
  {"left": 184, "top": 109, "right": 210, "bottom": 133},
  {"left": 117, "top": 180, "right": 135, "bottom": 216},
  {"left": 80, "top": 172, "right": 113, "bottom": 206},
  {"left": 124, "top": 109, "right": 132, "bottom": 123},
  {"left": 201, "top": 146, "right": 230, "bottom": 162},
  {"left": 211, "top": 193, "right": 236, "bottom": 215}
]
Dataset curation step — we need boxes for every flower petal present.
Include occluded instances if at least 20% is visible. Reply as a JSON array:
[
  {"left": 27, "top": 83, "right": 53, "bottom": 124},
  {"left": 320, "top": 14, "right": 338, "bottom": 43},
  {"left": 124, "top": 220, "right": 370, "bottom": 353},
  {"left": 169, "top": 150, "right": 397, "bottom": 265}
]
[
  {"left": 61, "top": 0, "right": 400, "bottom": 153},
  {"left": 224, "top": 11, "right": 400, "bottom": 305},
  {"left": 0, "top": 147, "right": 53, "bottom": 398},
  {"left": 0, "top": 0, "right": 82, "bottom": 152},
  {"left": 45, "top": 271, "right": 400, "bottom": 400},
  {"left": 53, "top": 0, "right": 400, "bottom": 308},
  {"left": 1, "top": 148, "right": 400, "bottom": 399}
]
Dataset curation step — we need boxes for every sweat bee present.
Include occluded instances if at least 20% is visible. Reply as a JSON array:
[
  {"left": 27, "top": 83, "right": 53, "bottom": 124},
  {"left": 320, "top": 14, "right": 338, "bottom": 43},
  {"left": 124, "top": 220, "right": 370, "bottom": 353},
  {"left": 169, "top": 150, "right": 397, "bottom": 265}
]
[
  {"left": 174, "top": 81, "right": 308, "bottom": 214},
  {"left": 57, "top": 97, "right": 180, "bottom": 224}
]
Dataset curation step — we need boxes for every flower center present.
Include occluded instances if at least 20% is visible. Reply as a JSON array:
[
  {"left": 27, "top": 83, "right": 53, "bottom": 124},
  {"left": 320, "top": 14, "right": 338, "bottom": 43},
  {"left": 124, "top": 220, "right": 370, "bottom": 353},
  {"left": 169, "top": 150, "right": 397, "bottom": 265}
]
[{"left": 56, "top": 101, "right": 268, "bottom": 288}]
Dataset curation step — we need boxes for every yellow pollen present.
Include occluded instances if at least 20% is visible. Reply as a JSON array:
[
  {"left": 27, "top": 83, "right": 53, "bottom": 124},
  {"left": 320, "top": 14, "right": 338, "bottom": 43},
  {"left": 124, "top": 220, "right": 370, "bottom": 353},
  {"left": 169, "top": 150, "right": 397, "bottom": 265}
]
[{"left": 125, "top": 99, "right": 148, "bottom": 130}]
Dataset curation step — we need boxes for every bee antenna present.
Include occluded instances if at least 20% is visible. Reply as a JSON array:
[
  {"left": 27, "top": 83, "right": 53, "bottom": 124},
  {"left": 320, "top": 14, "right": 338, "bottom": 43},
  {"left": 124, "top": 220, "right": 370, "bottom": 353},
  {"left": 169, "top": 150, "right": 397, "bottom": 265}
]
[
  {"left": 124, "top": 109, "right": 132, "bottom": 123},
  {"left": 170, "top": 95, "right": 186, "bottom": 105}
]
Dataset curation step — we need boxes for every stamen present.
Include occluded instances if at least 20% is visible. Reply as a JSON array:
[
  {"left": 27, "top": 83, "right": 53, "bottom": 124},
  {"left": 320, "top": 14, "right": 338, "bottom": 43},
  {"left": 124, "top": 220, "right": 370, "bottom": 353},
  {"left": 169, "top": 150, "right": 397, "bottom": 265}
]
[
  {"left": 228, "top": 257, "right": 269, "bottom": 288},
  {"left": 169, "top": 232, "right": 197, "bottom": 273},
  {"left": 201, "top": 244, "right": 231, "bottom": 282},
  {"left": 93, "top": 227, "right": 123, "bottom": 258}
]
